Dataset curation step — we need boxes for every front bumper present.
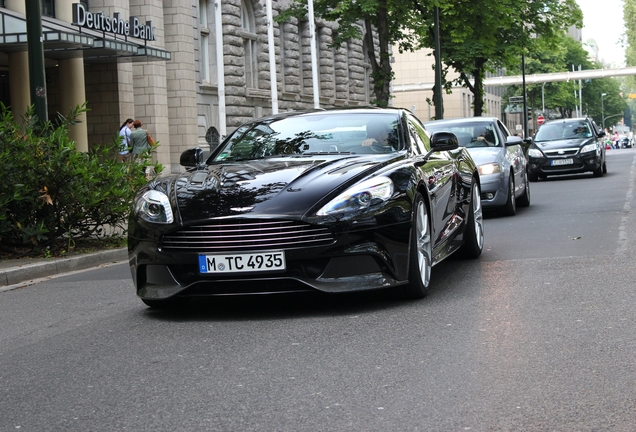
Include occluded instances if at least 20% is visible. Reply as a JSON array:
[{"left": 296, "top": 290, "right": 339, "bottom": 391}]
[
  {"left": 478, "top": 173, "right": 508, "bottom": 208},
  {"left": 129, "top": 221, "right": 412, "bottom": 299},
  {"left": 527, "top": 152, "right": 601, "bottom": 177}
]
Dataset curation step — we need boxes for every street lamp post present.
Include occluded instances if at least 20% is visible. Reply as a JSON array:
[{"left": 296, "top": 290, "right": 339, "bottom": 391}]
[
  {"left": 601, "top": 93, "right": 607, "bottom": 130},
  {"left": 522, "top": 51, "right": 528, "bottom": 138}
]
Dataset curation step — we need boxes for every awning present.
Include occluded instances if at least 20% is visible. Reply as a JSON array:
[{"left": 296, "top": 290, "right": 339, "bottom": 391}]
[{"left": 0, "top": 8, "right": 171, "bottom": 62}]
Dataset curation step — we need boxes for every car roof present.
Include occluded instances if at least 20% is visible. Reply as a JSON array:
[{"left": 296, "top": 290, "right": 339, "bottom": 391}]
[
  {"left": 254, "top": 107, "right": 408, "bottom": 123},
  {"left": 541, "top": 117, "right": 593, "bottom": 125},
  {"left": 423, "top": 116, "right": 499, "bottom": 126}
]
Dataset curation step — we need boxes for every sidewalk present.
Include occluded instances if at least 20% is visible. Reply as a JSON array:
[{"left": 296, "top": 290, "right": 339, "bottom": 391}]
[{"left": 0, "top": 248, "right": 128, "bottom": 290}]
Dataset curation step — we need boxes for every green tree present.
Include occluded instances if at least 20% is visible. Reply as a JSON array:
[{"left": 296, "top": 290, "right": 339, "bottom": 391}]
[
  {"left": 505, "top": 32, "right": 626, "bottom": 128},
  {"left": 276, "top": 0, "right": 430, "bottom": 107},
  {"left": 425, "top": 0, "right": 582, "bottom": 116}
]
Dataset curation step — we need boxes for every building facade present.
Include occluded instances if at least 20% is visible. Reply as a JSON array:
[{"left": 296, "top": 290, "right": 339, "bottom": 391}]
[{"left": 0, "top": 0, "right": 375, "bottom": 173}]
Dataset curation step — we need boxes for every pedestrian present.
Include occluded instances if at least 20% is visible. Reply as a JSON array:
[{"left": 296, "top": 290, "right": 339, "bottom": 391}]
[
  {"left": 130, "top": 119, "right": 155, "bottom": 157},
  {"left": 613, "top": 131, "right": 620, "bottom": 149},
  {"left": 117, "top": 118, "right": 134, "bottom": 160}
]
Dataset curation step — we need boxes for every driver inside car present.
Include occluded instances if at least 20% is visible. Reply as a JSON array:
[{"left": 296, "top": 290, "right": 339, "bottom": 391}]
[{"left": 362, "top": 121, "right": 391, "bottom": 147}]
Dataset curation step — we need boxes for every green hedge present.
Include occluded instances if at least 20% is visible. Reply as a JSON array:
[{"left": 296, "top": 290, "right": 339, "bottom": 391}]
[{"left": 0, "top": 103, "right": 162, "bottom": 253}]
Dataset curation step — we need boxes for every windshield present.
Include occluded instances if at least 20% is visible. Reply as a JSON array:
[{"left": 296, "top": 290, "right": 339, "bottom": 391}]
[
  {"left": 425, "top": 121, "right": 501, "bottom": 148},
  {"left": 535, "top": 120, "right": 592, "bottom": 142},
  {"left": 210, "top": 112, "right": 402, "bottom": 162}
]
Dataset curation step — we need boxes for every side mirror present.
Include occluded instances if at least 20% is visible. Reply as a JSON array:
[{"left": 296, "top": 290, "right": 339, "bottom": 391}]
[
  {"left": 505, "top": 135, "right": 523, "bottom": 147},
  {"left": 180, "top": 148, "right": 203, "bottom": 167},
  {"left": 430, "top": 131, "right": 459, "bottom": 152},
  {"left": 597, "top": 130, "right": 606, "bottom": 138}
]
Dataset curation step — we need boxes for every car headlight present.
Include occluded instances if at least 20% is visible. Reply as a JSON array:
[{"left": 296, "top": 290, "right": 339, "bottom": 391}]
[
  {"left": 477, "top": 163, "right": 502, "bottom": 175},
  {"left": 135, "top": 190, "right": 174, "bottom": 224},
  {"left": 527, "top": 148, "right": 543, "bottom": 158},
  {"left": 580, "top": 143, "right": 597, "bottom": 153},
  {"left": 316, "top": 176, "right": 394, "bottom": 216}
]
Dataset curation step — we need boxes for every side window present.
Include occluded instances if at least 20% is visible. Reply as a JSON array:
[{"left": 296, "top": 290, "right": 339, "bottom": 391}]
[
  {"left": 407, "top": 115, "right": 430, "bottom": 155},
  {"left": 498, "top": 120, "right": 512, "bottom": 138}
]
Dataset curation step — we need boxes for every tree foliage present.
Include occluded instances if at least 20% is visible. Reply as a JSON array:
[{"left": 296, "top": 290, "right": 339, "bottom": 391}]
[
  {"left": 276, "top": 0, "right": 432, "bottom": 107},
  {"left": 0, "top": 104, "right": 162, "bottom": 255},
  {"left": 505, "top": 32, "right": 626, "bottom": 130},
  {"left": 278, "top": 0, "right": 583, "bottom": 115},
  {"left": 425, "top": 0, "right": 583, "bottom": 116}
]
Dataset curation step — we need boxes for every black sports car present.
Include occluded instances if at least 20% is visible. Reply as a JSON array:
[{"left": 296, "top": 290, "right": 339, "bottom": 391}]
[
  {"left": 128, "top": 108, "right": 484, "bottom": 308},
  {"left": 527, "top": 117, "right": 607, "bottom": 181}
]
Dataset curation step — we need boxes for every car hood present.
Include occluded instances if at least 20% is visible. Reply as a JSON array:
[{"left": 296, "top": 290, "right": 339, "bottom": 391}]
[
  {"left": 465, "top": 147, "right": 502, "bottom": 166},
  {"left": 534, "top": 137, "right": 593, "bottom": 150},
  {"left": 171, "top": 154, "right": 399, "bottom": 223}
]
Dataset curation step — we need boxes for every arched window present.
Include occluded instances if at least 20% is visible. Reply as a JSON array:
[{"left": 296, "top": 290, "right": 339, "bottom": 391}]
[{"left": 240, "top": 0, "right": 258, "bottom": 89}]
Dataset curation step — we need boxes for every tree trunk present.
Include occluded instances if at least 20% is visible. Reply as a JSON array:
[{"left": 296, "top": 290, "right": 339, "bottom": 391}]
[
  {"left": 472, "top": 59, "right": 487, "bottom": 116},
  {"left": 364, "top": 0, "right": 392, "bottom": 107}
]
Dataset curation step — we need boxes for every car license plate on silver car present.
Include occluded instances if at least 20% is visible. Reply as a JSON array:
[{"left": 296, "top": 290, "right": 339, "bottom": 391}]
[
  {"left": 551, "top": 158, "right": 574, "bottom": 166},
  {"left": 199, "top": 251, "right": 286, "bottom": 273}
]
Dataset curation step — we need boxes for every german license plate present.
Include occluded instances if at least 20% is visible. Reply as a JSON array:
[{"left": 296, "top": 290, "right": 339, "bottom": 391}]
[
  {"left": 199, "top": 251, "right": 286, "bottom": 274},
  {"left": 551, "top": 158, "right": 574, "bottom": 166}
]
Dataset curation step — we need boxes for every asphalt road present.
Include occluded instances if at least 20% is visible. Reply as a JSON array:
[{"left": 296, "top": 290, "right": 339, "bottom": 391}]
[{"left": 1, "top": 149, "right": 635, "bottom": 431}]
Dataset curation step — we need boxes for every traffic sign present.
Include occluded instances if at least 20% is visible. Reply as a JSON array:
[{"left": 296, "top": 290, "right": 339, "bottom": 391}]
[{"left": 537, "top": 115, "right": 545, "bottom": 125}]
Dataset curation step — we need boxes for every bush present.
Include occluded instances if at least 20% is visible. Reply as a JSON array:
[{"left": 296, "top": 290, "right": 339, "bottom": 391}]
[{"left": 0, "top": 103, "right": 162, "bottom": 255}]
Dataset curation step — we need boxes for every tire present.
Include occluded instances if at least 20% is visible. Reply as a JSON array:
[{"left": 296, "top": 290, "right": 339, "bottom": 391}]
[
  {"left": 458, "top": 181, "right": 484, "bottom": 259},
  {"left": 528, "top": 171, "right": 539, "bottom": 182},
  {"left": 403, "top": 192, "right": 433, "bottom": 299},
  {"left": 602, "top": 160, "right": 607, "bottom": 174},
  {"left": 592, "top": 164, "right": 603, "bottom": 177},
  {"left": 499, "top": 174, "right": 517, "bottom": 216},
  {"left": 517, "top": 171, "right": 531, "bottom": 207}
]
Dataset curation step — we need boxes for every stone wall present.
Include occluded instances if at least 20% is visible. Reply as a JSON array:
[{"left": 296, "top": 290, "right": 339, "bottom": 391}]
[{"left": 195, "top": 0, "right": 376, "bottom": 144}]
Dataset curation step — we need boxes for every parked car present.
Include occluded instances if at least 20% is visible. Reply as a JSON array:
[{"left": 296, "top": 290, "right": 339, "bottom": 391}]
[
  {"left": 424, "top": 117, "right": 530, "bottom": 216},
  {"left": 128, "top": 108, "right": 485, "bottom": 307},
  {"left": 527, "top": 118, "right": 606, "bottom": 181}
]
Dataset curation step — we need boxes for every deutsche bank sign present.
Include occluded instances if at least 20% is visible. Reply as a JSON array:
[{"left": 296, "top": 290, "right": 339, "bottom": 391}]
[{"left": 72, "top": 3, "right": 156, "bottom": 41}]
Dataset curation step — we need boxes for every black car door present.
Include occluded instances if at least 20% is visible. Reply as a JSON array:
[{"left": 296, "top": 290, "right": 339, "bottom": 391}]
[{"left": 406, "top": 114, "right": 458, "bottom": 255}]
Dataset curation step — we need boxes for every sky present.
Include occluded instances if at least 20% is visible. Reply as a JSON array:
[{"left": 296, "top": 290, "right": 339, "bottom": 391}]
[{"left": 577, "top": 0, "right": 627, "bottom": 67}]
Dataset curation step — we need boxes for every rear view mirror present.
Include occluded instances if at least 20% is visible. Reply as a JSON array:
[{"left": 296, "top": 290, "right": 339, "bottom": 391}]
[
  {"left": 430, "top": 132, "right": 459, "bottom": 152},
  {"left": 180, "top": 148, "right": 203, "bottom": 167}
]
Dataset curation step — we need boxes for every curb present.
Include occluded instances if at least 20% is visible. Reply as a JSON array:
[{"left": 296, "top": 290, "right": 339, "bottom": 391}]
[{"left": 0, "top": 248, "right": 128, "bottom": 287}]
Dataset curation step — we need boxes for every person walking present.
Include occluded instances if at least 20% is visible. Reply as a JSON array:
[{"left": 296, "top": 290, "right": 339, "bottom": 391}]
[
  {"left": 130, "top": 119, "right": 155, "bottom": 157},
  {"left": 117, "top": 118, "right": 134, "bottom": 160},
  {"left": 613, "top": 131, "right": 620, "bottom": 149}
]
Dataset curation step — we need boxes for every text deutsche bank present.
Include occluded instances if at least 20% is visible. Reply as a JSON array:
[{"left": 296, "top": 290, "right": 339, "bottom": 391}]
[{"left": 72, "top": 3, "right": 156, "bottom": 41}]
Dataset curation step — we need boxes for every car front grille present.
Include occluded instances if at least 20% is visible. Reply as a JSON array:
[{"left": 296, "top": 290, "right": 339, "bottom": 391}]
[
  {"left": 160, "top": 220, "right": 335, "bottom": 252},
  {"left": 544, "top": 148, "right": 579, "bottom": 157}
]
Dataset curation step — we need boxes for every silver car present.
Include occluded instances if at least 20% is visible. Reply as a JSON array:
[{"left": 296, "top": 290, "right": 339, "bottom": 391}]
[{"left": 425, "top": 117, "right": 530, "bottom": 216}]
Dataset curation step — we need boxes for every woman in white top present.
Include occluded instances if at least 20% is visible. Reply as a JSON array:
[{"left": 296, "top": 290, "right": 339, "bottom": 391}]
[{"left": 118, "top": 118, "right": 134, "bottom": 159}]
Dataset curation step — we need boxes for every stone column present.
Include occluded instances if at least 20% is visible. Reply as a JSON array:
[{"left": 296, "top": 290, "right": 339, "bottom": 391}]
[
  {"left": 55, "top": 0, "right": 89, "bottom": 151},
  {"left": 5, "top": 0, "right": 30, "bottom": 124},
  {"left": 131, "top": 0, "right": 171, "bottom": 172},
  {"left": 163, "top": 0, "right": 199, "bottom": 173}
]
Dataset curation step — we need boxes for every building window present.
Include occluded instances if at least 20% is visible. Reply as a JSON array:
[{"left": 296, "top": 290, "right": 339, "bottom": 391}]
[
  {"left": 199, "top": 0, "right": 210, "bottom": 83},
  {"left": 240, "top": 0, "right": 258, "bottom": 89},
  {"left": 279, "top": 23, "right": 287, "bottom": 91},
  {"left": 42, "top": 0, "right": 55, "bottom": 17},
  {"left": 298, "top": 21, "right": 307, "bottom": 93}
]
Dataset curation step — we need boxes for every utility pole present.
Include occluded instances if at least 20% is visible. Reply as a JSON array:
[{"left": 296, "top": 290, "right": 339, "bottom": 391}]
[{"left": 25, "top": 0, "right": 48, "bottom": 123}]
